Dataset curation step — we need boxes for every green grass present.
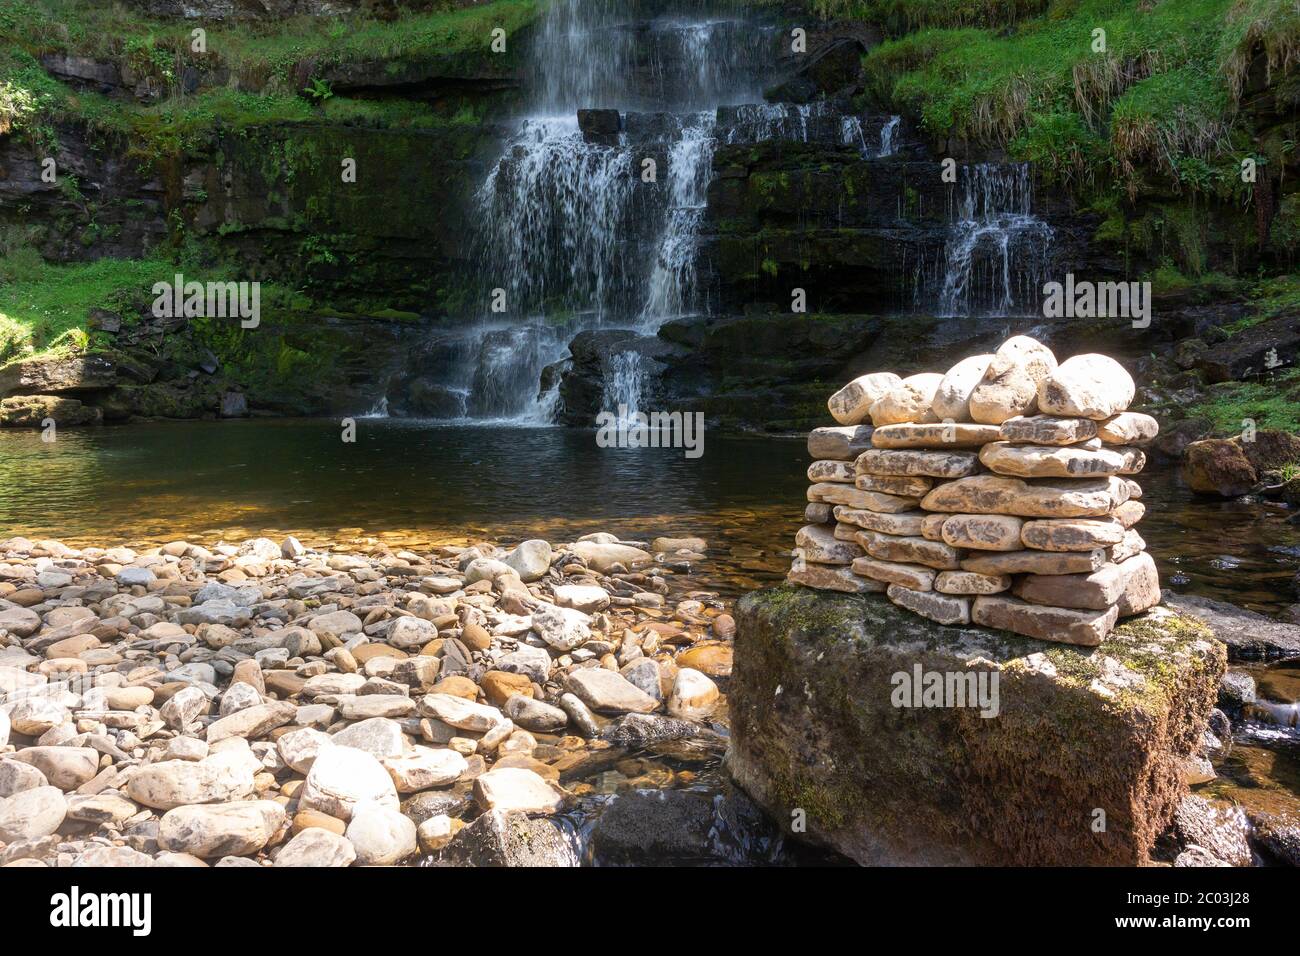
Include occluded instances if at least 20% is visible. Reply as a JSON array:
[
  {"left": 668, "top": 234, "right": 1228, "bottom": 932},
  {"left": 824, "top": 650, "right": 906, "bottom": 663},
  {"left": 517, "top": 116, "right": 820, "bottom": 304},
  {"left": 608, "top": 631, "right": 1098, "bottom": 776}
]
[
  {"left": 1182, "top": 370, "right": 1300, "bottom": 434},
  {"left": 0, "top": 248, "right": 172, "bottom": 362},
  {"left": 0, "top": 0, "right": 538, "bottom": 151},
  {"left": 862, "top": 0, "right": 1288, "bottom": 199}
]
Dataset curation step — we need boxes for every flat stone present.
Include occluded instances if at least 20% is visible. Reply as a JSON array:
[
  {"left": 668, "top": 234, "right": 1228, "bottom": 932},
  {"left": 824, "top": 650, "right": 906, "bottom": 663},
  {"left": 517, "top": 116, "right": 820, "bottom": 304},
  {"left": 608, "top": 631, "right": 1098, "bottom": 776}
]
[
  {"left": 206, "top": 700, "right": 296, "bottom": 743},
  {"left": 869, "top": 422, "right": 1001, "bottom": 448},
  {"left": 1020, "top": 517, "right": 1126, "bottom": 551},
  {"left": 332, "top": 717, "right": 407, "bottom": 758},
  {"left": 417, "top": 693, "right": 505, "bottom": 732},
  {"left": 979, "top": 442, "right": 1141, "bottom": 479},
  {"left": 126, "top": 752, "right": 255, "bottom": 810},
  {"left": 788, "top": 555, "right": 886, "bottom": 593},
  {"left": 9, "top": 747, "right": 99, "bottom": 790},
  {"left": 809, "top": 482, "right": 918, "bottom": 512},
  {"left": 850, "top": 557, "right": 935, "bottom": 591},
  {"left": 336, "top": 695, "right": 416, "bottom": 721},
  {"left": 794, "top": 523, "right": 864, "bottom": 564},
  {"left": 531, "top": 602, "right": 592, "bottom": 651},
  {"left": 564, "top": 668, "right": 659, "bottom": 714},
  {"left": 855, "top": 448, "right": 980, "bottom": 479},
  {"left": 472, "top": 766, "right": 563, "bottom": 813},
  {"left": 807, "top": 459, "right": 856, "bottom": 483},
  {"left": 503, "top": 694, "right": 569, "bottom": 733},
  {"left": 833, "top": 506, "right": 926, "bottom": 537},
  {"left": 934, "top": 570, "right": 1011, "bottom": 595},
  {"left": 921, "top": 475, "right": 1129, "bottom": 517},
  {"left": 553, "top": 584, "right": 611, "bottom": 613},
  {"left": 940, "top": 514, "right": 1024, "bottom": 551},
  {"left": 961, "top": 549, "right": 1104, "bottom": 576},
  {"left": 807, "top": 425, "right": 875, "bottom": 460},
  {"left": 998, "top": 414, "right": 1098, "bottom": 445},
  {"left": 569, "top": 541, "right": 651, "bottom": 572},
  {"left": 854, "top": 530, "right": 961, "bottom": 570},
  {"left": 886, "top": 584, "right": 972, "bottom": 625},
  {"left": 380, "top": 746, "right": 467, "bottom": 793},
  {"left": 854, "top": 474, "right": 933, "bottom": 497},
  {"left": 972, "top": 595, "right": 1119, "bottom": 646},
  {"left": 1013, "top": 562, "right": 1129, "bottom": 610}
]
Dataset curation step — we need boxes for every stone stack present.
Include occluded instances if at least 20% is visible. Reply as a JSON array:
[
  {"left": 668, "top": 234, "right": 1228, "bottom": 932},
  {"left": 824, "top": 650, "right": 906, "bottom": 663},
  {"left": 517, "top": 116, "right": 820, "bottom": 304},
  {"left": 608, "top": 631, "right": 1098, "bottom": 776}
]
[{"left": 788, "top": 335, "right": 1162, "bottom": 647}]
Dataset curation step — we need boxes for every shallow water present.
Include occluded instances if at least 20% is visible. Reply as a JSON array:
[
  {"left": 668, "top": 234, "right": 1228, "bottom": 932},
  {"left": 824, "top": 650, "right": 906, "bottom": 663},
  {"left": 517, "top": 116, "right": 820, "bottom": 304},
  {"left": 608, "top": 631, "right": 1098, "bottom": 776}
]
[{"left": 2, "top": 418, "right": 1299, "bottom": 837}]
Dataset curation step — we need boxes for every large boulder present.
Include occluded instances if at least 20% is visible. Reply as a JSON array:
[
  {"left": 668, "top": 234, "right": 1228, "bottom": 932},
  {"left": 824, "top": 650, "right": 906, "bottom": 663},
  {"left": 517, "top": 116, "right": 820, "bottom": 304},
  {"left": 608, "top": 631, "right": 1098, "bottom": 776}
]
[
  {"left": 1182, "top": 439, "right": 1258, "bottom": 497},
  {"left": 726, "top": 587, "right": 1225, "bottom": 865}
]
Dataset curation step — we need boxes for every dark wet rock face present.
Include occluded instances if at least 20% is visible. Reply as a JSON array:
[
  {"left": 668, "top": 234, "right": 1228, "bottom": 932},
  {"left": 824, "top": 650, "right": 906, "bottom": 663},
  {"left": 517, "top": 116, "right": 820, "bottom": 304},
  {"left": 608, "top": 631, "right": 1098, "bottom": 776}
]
[
  {"left": 1165, "top": 594, "right": 1300, "bottom": 661},
  {"left": 433, "top": 809, "right": 580, "bottom": 868},
  {"left": 726, "top": 586, "right": 1225, "bottom": 865}
]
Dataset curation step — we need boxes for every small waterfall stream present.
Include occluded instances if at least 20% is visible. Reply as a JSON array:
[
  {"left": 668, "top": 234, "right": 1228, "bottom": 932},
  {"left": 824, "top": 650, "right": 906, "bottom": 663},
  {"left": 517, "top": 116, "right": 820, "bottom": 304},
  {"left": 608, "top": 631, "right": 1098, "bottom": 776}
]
[{"left": 394, "top": 0, "right": 1057, "bottom": 425}]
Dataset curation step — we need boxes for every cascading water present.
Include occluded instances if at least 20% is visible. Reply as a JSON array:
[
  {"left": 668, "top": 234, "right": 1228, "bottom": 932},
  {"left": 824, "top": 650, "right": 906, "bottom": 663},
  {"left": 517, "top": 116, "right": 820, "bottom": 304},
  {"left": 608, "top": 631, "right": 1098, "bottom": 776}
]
[
  {"left": 934, "top": 163, "right": 1054, "bottom": 318},
  {"left": 442, "top": 0, "right": 784, "bottom": 424}
]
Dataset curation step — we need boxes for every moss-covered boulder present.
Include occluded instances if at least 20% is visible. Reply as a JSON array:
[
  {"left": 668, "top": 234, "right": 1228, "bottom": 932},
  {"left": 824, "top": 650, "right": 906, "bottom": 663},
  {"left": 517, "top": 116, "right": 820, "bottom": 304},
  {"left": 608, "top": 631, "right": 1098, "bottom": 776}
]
[{"left": 726, "top": 586, "right": 1226, "bottom": 866}]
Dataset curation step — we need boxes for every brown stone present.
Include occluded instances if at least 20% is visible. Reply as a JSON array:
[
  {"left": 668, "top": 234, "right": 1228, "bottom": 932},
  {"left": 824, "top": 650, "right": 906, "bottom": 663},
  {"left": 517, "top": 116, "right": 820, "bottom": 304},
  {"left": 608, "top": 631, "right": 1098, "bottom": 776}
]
[
  {"left": 998, "top": 415, "right": 1098, "bottom": 445},
  {"left": 939, "top": 514, "right": 1024, "bottom": 551},
  {"left": 832, "top": 507, "right": 926, "bottom": 537},
  {"left": 934, "top": 570, "right": 1011, "bottom": 595},
  {"left": 920, "top": 475, "right": 1129, "bottom": 518},
  {"left": 850, "top": 557, "right": 935, "bottom": 591},
  {"left": 961, "top": 549, "right": 1104, "bottom": 576},
  {"left": 855, "top": 448, "right": 980, "bottom": 479},
  {"left": 481, "top": 670, "right": 533, "bottom": 707},
  {"left": 855, "top": 530, "right": 962, "bottom": 570},
  {"left": 886, "top": 584, "right": 971, "bottom": 625},
  {"left": 854, "top": 474, "right": 933, "bottom": 497},
  {"left": 1020, "top": 517, "right": 1126, "bottom": 552},
  {"left": 788, "top": 555, "right": 886, "bottom": 593},
  {"left": 869, "top": 422, "right": 1001, "bottom": 449},
  {"left": 972, "top": 595, "right": 1118, "bottom": 646}
]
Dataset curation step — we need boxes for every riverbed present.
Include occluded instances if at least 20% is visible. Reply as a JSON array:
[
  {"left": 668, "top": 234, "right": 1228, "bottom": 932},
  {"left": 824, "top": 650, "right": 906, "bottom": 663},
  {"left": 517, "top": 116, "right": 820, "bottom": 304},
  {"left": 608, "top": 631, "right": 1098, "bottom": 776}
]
[{"left": 2, "top": 417, "right": 1298, "bottom": 832}]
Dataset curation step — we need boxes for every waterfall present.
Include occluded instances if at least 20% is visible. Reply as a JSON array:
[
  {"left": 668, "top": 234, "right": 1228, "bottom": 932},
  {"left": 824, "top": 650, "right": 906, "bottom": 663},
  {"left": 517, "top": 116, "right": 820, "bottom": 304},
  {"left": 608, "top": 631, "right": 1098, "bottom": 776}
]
[
  {"left": 935, "top": 163, "right": 1054, "bottom": 318},
  {"left": 602, "top": 351, "right": 646, "bottom": 419}
]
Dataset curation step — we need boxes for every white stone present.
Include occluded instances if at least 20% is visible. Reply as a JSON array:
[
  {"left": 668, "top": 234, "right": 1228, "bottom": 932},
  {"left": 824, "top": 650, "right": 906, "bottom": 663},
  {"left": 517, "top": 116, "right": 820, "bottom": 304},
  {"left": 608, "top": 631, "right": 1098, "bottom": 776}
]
[
  {"left": 300, "top": 745, "right": 400, "bottom": 821},
  {"left": 666, "top": 668, "right": 719, "bottom": 720},
  {"left": 274, "top": 827, "right": 356, "bottom": 867},
  {"left": 0, "top": 786, "right": 66, "bottom": 842},
  {"left": 158, "top": 800, "right": 285, "bottom": 858},
  {"left": 1038, "top": 353, "right": 1135, "bottom": 420},
  {"left": 381, "top": 746, "right": 467, "bottom": 793},
  {"left": 472, "top": 767, "right": 563, "bottom": 813},
  {"left": 931, "top": 354, "right": 993, "bottom": 422},
  {"left": 345, "top": 805, "right": 418, "bottom": 865}
]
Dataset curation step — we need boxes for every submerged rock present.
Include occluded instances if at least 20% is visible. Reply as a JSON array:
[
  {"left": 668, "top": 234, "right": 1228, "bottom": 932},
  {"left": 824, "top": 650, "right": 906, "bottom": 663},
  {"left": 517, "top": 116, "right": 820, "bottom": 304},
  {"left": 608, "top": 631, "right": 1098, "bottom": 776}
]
[
  {"left": 435, "top": 809, "right": 579, "bottom": 867},
  {"left": 727, "top": 586, "right": 1225, "bottom": 865}
]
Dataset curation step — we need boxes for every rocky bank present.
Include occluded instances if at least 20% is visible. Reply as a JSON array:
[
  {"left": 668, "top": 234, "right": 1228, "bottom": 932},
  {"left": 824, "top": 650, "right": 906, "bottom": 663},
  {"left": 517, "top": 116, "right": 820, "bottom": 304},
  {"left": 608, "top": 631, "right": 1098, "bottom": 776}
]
[{"left": 0, "top": 530, "right": 753, "bottom": 867}]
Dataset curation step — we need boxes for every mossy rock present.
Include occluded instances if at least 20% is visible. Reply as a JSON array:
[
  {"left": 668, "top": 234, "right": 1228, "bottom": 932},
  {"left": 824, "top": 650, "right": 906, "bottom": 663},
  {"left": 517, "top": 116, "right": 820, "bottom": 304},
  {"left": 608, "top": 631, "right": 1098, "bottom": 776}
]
[{"left": 726, "top": 586, "right": 1225, "bottom": 865}]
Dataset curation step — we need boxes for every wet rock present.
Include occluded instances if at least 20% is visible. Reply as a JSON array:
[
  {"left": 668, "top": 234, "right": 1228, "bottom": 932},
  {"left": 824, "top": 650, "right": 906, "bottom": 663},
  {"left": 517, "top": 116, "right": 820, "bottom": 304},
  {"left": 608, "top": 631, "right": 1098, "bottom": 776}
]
[
  {"left": 1164, "top": 593, "right": 1300, "bottom": 660},
  {"left": 1174, "top": 846, "right": 1231, "bottom": 867},
  {"left": 436, "top": 809, "right": 578, "bottom": 867},
  {"left": 1183, "top": 439, "right": 1258, "bottom": 497},
  {"left": 666, "top": 667, "right": 719, "bottom": 720},
  {"left": 472, "top": 767, "right": 563, "bottom": 813},
  {"left": 569, "top": 541, "right": 651, "bottom": 572},
  {"left": 600, "top": 712, "right": 710, "bottom": 748},
  {"left": 1218, "top": 671, "right": 1257, "bottom": 709},
  {"left": 1172, "top": 796, "right": 1252, "bottom": 867},
  {"left": 591, "top": 789, "right": 717, "bottom": 864},
  {"left": 1248, "top": 812, "right": 1300, "bottom": 866}
]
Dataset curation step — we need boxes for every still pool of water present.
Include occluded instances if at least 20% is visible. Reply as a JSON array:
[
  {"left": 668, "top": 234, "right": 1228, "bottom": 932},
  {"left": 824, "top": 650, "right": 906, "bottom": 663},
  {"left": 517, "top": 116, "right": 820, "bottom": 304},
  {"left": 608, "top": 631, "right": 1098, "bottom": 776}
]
[{"left": 3, "top": 418, "right": 1300, "bottom": 833}]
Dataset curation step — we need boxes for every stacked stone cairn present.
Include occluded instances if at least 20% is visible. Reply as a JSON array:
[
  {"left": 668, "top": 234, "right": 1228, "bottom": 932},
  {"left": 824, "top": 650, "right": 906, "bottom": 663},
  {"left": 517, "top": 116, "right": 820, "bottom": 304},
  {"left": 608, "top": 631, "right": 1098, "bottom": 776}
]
[{"left": 788, "top": 335, "right": 1162, "bottom": 647}]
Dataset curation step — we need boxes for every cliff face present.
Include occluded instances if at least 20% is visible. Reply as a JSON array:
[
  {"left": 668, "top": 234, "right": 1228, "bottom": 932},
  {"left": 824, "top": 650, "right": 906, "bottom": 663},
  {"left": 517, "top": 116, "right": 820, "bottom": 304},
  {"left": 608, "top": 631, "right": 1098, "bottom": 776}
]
[{"left": 726, "top": 586, "right": 1225, "bottom": 865}]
